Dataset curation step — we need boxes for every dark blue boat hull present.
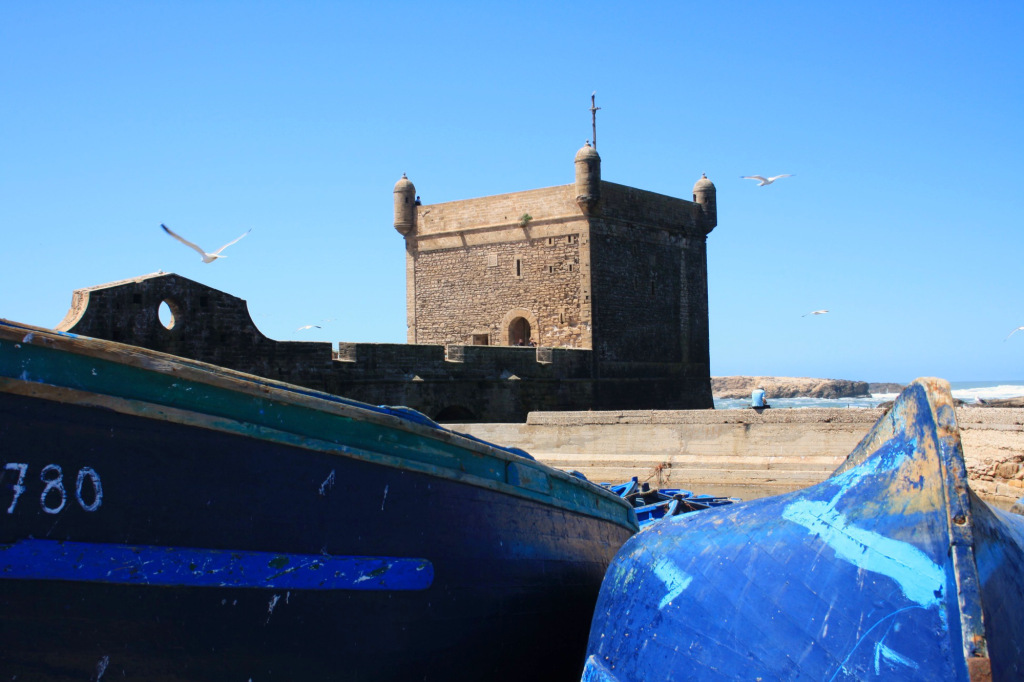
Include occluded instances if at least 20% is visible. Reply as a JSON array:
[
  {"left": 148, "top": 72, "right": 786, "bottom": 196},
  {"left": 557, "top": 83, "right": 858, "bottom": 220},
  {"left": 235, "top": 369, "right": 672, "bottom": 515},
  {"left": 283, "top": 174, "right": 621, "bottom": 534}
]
[
  {"left": 583, "top": 378, "right": 1023, "bottom": 681},
  {"left": 0, "top": 322, "right": 636, "bottom": 681},
  {"left": 0, "top": 392, "right": 632, "bottom": 680}
]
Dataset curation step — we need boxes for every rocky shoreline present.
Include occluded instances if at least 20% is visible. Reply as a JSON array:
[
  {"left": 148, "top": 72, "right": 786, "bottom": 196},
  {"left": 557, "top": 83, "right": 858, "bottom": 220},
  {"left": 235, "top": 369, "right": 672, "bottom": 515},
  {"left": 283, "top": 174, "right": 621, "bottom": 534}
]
[
  {"left": 712, "top": 378, "right": 1024, "bottom": 408},
  {"left": 711, "top": 376, "right": 902, "bottom": 400}
]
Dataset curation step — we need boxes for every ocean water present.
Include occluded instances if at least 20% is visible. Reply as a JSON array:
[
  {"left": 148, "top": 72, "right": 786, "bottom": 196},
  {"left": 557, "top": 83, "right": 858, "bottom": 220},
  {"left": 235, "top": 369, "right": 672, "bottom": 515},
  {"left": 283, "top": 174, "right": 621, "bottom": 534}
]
[{"left": 713, "top": 380, "right": 1024, "bottom": 410}]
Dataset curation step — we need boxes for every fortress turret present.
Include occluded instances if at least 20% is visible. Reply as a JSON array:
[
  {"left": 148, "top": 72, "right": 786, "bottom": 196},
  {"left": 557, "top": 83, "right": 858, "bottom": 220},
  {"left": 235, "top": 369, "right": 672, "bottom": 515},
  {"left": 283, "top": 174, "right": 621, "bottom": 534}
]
[
  {"left": 692, "top": 173, "right": 717, "bottom": 231},
  {"left": 574, "top": 142, "right": 601, "bottom": 215},
  {"left": 393, "top": 174, "right": 417, "bottom": 235}
]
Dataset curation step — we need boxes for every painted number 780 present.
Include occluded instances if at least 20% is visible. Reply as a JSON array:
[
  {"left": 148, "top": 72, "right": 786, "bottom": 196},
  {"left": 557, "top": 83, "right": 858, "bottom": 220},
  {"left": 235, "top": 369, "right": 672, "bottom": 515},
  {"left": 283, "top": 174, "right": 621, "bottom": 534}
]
[{"left": 3, "top": 463, "right": 103, "bottom": 514}]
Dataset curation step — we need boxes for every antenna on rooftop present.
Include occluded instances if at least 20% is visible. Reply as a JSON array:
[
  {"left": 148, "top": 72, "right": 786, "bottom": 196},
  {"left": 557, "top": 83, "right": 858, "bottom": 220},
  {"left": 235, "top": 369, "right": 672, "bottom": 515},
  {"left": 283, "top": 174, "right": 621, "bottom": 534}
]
[{"left": 589, "top": 92, "right": 601, "bottom": 150}]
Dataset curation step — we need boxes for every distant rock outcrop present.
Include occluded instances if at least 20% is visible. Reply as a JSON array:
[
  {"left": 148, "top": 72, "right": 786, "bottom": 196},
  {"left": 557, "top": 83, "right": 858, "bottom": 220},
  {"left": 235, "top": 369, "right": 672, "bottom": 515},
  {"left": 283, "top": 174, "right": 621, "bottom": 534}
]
[{"left": 711, "top": 376, "right": 871, "bottom": 400}]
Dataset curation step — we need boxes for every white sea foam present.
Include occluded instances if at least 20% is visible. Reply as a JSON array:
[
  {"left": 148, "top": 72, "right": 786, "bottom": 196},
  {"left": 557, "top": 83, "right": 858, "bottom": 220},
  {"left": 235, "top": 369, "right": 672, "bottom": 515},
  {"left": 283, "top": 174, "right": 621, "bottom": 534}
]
[
  {"left": 713, "top": 380, "right": 1024, "bottom": 410},
  {"left": 714, "top": 395, "right": 889, "bottom": 410},
  {"left": 951, "top": 383, "right": 1024, "bottom": 403}
]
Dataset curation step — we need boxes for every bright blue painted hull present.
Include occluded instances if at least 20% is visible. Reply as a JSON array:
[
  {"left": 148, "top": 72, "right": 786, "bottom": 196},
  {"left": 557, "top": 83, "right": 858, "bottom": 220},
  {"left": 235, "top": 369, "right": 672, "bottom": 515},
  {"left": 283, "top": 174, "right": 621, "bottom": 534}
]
[{"left": 583, "top": 378, "right": 1023, "bottom": 681}]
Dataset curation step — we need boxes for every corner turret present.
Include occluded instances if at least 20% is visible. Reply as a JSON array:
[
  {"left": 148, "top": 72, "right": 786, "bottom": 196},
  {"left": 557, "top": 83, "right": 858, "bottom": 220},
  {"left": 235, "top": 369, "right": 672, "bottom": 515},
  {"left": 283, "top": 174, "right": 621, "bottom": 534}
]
[
  {"left": 394, "top": 174, "right": 417, "bottom": 235},
  {"left": 692, "top": 173, "right": 717, "bottom": 231},
  {"left": 574, "top": 143, "right": 601, "bottom": 215}
]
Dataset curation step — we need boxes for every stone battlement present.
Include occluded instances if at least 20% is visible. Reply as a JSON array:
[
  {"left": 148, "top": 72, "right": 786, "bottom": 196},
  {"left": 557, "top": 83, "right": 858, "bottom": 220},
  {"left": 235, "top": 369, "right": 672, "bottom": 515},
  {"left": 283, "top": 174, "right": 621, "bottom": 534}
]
[{"left": 54, "top": 272, "right": 709, "bottom": 422}]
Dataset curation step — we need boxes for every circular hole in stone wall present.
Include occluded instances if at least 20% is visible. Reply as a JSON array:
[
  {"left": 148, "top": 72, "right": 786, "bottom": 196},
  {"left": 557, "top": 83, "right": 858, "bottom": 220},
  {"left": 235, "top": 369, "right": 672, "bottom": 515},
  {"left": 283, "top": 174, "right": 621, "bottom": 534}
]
[{"left": 158, "top": 299, "right": 182, "bottom": 330}]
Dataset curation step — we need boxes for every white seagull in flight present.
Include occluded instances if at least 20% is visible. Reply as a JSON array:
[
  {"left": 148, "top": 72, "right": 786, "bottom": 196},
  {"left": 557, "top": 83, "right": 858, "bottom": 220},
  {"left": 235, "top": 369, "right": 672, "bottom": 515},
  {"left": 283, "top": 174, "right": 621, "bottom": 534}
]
[
  {"left": 741, "top": 174, "right": 794, "bottom": 186},
  {"left": 803, "top": 309, "right": 829, "bottom": 317},
  {"left": 296, "top": 325, "right": 322, "bottom": 332},
  {"left": 1005, "top": 326, "right": 1024, "bottom": 341},
  {"left": 161, "top": 224, "right": 251, "bottom": 263}
]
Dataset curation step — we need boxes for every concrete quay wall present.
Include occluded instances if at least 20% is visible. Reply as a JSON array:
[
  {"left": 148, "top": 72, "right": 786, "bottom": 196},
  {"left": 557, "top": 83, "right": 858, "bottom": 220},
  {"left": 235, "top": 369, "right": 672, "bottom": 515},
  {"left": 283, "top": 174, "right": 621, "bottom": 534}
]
[{"left": 456, "top": 407, "right": 1024, "bottom": 508}]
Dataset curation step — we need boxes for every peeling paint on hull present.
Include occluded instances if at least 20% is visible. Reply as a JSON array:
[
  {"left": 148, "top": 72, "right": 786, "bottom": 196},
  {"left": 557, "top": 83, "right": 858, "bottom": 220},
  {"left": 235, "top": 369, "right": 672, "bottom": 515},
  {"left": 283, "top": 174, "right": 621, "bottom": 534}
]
[
  {"left": 0, "top": 539, "right": 434, "bottom": 591},
  {"left": 584, "top": 378, "right": 1024, "bottom": 681}
]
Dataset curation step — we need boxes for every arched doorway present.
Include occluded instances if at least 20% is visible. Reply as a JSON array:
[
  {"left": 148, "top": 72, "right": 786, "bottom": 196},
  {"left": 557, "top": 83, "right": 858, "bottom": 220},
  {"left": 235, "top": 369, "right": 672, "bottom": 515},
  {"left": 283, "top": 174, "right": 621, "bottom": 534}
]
[
  {"left": 434, "top": 405, "right": 477, "bottom": 423},
  {"left": 500, "top": 308, "right": 539, "bottom": 346},
  {"left": 508, "top": 317, "right": 531, "bottom": 346}
]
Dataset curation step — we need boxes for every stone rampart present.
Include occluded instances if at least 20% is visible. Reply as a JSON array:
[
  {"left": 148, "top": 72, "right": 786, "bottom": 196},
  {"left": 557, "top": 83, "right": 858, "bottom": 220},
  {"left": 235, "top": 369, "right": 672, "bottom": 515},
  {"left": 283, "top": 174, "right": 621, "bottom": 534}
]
[
  {"left": 53, "top": 272, "right": 700, "bottom": 422},
  {"left": 456, "top": 407, "right": 1024, "bottom": 509}
]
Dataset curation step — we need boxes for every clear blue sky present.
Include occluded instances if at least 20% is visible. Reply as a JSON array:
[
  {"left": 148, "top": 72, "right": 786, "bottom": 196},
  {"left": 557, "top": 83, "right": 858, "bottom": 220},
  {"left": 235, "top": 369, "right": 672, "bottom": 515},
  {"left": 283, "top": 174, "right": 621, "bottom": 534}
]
[{"left": 2, "top": 2, "right": 1022, "bottom": 383}]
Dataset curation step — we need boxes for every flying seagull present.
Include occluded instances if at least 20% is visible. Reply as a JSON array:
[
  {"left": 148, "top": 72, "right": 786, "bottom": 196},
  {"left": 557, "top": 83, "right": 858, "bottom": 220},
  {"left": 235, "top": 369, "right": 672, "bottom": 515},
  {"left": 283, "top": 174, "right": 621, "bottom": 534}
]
[
  {"left": 161, "top": 224, "right": 251, "bottom": 263},
  {"left": 741, "top": 174, "right": 794, "bottom": 186},
  {"left": 1005, "top": 326, "right": 1024, "bottom": 341},
  {"left": 803, "top": 309, "right": 829, "bottom": 317},
  {"left": 296, "top": 325, "right": 322, "bottom": 332}
]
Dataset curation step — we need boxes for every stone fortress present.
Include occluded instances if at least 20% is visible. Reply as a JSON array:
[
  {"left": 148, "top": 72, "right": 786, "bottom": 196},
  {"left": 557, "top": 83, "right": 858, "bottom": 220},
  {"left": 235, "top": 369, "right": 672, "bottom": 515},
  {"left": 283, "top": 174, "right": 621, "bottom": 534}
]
[{"left": 56, "top": 142, "right": 719, "bottom": 422}]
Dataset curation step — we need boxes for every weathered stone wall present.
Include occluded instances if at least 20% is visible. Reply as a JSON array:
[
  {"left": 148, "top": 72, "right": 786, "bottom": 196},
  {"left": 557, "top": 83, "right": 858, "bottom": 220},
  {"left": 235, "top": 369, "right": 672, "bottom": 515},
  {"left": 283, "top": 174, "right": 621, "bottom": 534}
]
[
  {"left": 56, "top": 274, "right": 333, "bottom": 386},
  {"left": 596, "top": 182, "right": 707, "bottom": 231},
  {"left": 956, "top": 407, "right": 1024, "bottom": 505},
  {"left": 412, "top": 185, "right": 581, "bottom": 239},
  {"left": 589, "top": 225, "right": 685, "bottom": 363},
  {"left": 53, "top": 273, "right": 624, "bottom": 422},
  {"left": 407, "top": 185, "right": 592, "bottom": 349},
  {"left": 410, "top": 235, "right": 586, "bottom": 348},
  {"left": 585, "top": 183, "right": 713, "bottom": 408},
  {"left": 327, "top": 342, "right": 597, "bottom": 420},
  {"left": 456, "top": 407, "right": 1024, "bottom": 509}
]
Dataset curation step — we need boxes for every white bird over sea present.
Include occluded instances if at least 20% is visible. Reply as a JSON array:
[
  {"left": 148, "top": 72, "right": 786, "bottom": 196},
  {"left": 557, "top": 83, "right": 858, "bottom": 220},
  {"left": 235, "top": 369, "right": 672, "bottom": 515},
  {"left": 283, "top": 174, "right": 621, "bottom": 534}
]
[
  {"left": 803, "top": 309, "right": 829, "bottom": 317},
  {"left": 161, "top": 223, "right": 251, "bottom": 263},
  {"left": 1005, "top": 326, "right": 1024, "bottom": 341},
  {"left": 741, "top": 174, "right": 794, "bottom": 186}
]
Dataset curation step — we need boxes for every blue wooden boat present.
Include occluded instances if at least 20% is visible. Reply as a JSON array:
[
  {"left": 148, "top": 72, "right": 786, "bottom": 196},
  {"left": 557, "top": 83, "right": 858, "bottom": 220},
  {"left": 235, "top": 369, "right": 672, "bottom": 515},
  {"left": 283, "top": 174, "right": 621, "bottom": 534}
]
[
  {"left": 583, "top": 377, "right": 1023, "bottom": 681},
  {"left": 0, "top": 319, "right": 638, "bottom": 681}
]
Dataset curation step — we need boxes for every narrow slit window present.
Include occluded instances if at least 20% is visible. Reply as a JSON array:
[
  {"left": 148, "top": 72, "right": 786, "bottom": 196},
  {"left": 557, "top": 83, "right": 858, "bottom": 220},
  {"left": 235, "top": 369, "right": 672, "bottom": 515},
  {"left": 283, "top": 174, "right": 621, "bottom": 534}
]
[{"left": 515, "top": 258, "right": 522, "bottom": 277}]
